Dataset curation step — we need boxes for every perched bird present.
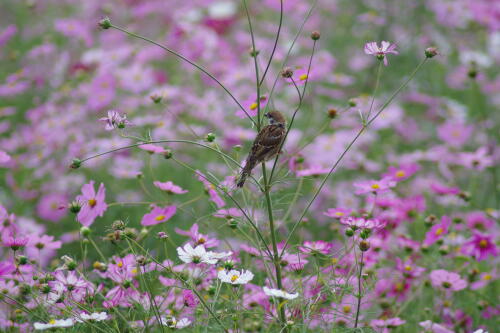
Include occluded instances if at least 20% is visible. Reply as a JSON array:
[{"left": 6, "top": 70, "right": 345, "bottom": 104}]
[{"left": 236, "top": 111, "right": 286, "bottom": 188}]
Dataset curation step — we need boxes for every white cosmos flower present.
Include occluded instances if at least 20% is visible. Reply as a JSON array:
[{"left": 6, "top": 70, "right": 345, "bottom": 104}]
[
  {"left": 177, "top": 244, "right": 217, "bottom": 264},
  {"left": 263, "top": 287, "right": 299, "bottom": 300},
  {"left": 160, "top": 317, "right": 192, "bottom": 329},
  {"left": 177, "top": 243, "right": 232, "bottom": 264},
  {"left": 76, "top": 312, "right": 108, "bottom": 322},
  {"left": 218, "top": 269, "right": 254, "bottom": 284},
  {"left": 34, "top": 318, "right": 74, "bottom": 330}
]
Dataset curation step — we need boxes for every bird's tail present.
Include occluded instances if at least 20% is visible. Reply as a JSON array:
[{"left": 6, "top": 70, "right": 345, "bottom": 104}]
[{"left": 236, "top": 160, "right": 255, "bottom": 188}]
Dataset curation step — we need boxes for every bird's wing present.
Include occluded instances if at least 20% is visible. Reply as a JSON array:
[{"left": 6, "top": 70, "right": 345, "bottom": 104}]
[{"left": 250, "top": 125, "right": 285, "bottom": 156}]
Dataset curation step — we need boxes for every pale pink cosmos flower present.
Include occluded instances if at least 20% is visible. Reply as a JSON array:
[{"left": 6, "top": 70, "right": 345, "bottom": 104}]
[
  {"left": 76, "top": 181, "right": 107, "bottom": 227},
  {"left": 340, "top": 216, "right": 386, "bottom": 230},
  {"left": 153, "top": 181, "right": 188, "bottom": 194},
  {"left": 324, "top": 207, "right": 353, "bottom": 219},
  {"left": 429, "top": 269, "right": 467, "bottom": 291},
  {"left": 364, "top": 41, "right": 399, "bottom": 66},
  {"left": 370, "top": 317, "right": 406, "bottom": 332},
  {"left": 354, "top": 177, "right": 396, "bottom": 195},
  {"left": 99, "top": 110, "right": 129, "bottom": 131},
  {"left": 419, "top": 320, "right": 454, "bottom": 333},
  {"left": 141, "top": 205, "right": 176, "bottom": 226}
]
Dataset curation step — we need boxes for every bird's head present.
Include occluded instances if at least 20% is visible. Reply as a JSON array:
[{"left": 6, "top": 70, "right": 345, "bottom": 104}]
[{"left": 264, "top": 111, "right": 286, "bottom": 127}]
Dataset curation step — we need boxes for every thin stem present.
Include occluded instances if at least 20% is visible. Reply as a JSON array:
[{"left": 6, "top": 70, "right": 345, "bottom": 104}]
[
  {"left": 259, "top": 0, "right": 283, "bottom": 87},
  {"left": 109, "top": 24, "right": 256, "bottom": 127},
  {"left": 365, "top": 61, "right": 383, "bottom": 121},
  {"left": 280, "top": 58, "right": 429, "bottom": 256},
  {"left": 242, "top": 0, "right": 262, "bottom": 131},
  {"left": 354, "top": 251, "right": 364, "bottom": 328},
  {"left": 261, "top": 163, "right": 287, "bottom": 330}
]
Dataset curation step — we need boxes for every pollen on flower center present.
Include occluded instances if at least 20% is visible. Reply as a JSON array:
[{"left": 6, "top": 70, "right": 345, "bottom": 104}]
[
  {"left": 435, "top": 228, "right": 444, "bottom": 236},
  {"left": 479, "top": 239, "right": 488, "bottom": 248},
  {"left": 371, "top": 183, "right": 380, "bottom": 189},
  {"left": 197, "top": 237, "right": 206, "bottom": 244},
  {"left": 49, "top": 319, "right": 56, "bottom": 325},
  {"left": 117, "top": 261, "right": 123, "bottom": 268},
  {"left": 88, "top": 199, "right": 97, "bottom": 207},
  {"left": 249, "top": 102, "right": 258, "bottom": 110},
  {"left": 230, "top": 275, "right": 239, "bottom": 282},
  {"left": 395, "top": 170, "right": 406, "bottom": 178},
  {"left": 404, "top": 265, "right": 412, "bottom": 271},
  {"left": 335, "top": 212, "right": 344, "bottom": 216},
  {"left": 343, "top": 305, "right": 351, "bottom": 313},
  {"left": 299, "top": 74, "right": 308, "bottom": 81},
  {"left": 155, "top": 215, "right": 166, "bottom": 221}
]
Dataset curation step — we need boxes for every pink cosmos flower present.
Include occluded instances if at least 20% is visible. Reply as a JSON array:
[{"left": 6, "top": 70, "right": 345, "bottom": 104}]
[
  {"left": 470, "top": 271, "right": 497, "bottom": 290},
  {"left": 76, "top": 181, "right": 107, "bottom": 227},
  {"left": 340, "top": 216, "right": 386, "bottom": 230},
  {"left": 99, "top": 110, "right": 129, "bottom": 131},
  {"left": 195, "top": 170, "right": 225, "bottom": 208},
  {"left": 461, "top": 232, "right": 498, "bottom": 261},
  {"left": 324, "top": 207, "right": 353, "bottom": 219},
  {"left": 153, "top": 181, "right": 188, "bottom": 194},
  {"left": 0, "top": 261, "right": 15, "bottom": 276},
  {"left": 2, "top": 233, "right": 29, "bottom": 251},
  {"left": 429, "top": 182, "right": 461, "bottom": 195},
  {"left": 182, "top": 289, "right": 199, "bottom": 307},
  {"left": 0, "top": 150, "right": 11, "bottom": 164},
  {"left": 36, "top": 193, "right": 67, "bottom": 222},
  {"left": 236, "top": 95, "right": 268, "bottom": 118},
  {"left": 423, "top": 216, "right": 451, "bottom": 246},
  {"left": 364, "top": 41, "right": 398, "bottom": 66},
  {"left": 298, "top": 241, "right": 332, "bottom": 255},
  {"left": 296, "top": 164, "right": 330, "bottom": 177},
  {"left": 429, "top": 269, "right": 467, "bottom": 291},
  {"left": 466, "top": 211, "right": 494, "bottom": 231},
  {"left": 175, "top": 223, "right": 219, "bottom": 248},
  {"left": 395, "top": 258, "right": 425, "bottom": 279},
  {"left": 0, "top": 25, "right": 17, "bottom": 48},
  {"left": 419, "top": 320, "right": 454, "bottom": 333},
  {"left": 383, "top": 164, "right": 420, "bottom": 182},
  {"left": 354, "top": 177, "right": 396, "bottom": 195},
  {"left": 139, "top": 144, "right": 166, "bottom": 154},
  {"left": 458, "top": 147, "right": 494, "bottom": 171},
  {"left": 213, "top": 208, "right": 243, "bottom": 218},
  {"left": 370, "top": 317, "right": 406, "bottom": 332},
  {"left": 437, "top": 121, "right": 473, "bottom": 148},
  {"left": 286, "top": 67, "right": 311, "bottom": 86},
  {"left": 141, "top": 205, "right": 177, "bottom": 226}
]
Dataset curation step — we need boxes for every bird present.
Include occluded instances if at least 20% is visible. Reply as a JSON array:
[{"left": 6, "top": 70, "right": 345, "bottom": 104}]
[{"left": 236, "top": 111, "right": 287, "bottom": 188}]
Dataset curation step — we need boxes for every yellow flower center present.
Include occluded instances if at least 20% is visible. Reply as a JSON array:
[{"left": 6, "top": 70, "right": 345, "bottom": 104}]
[
  {"left": 249, "top": 102, "right": 258, "bottom": 110},
  {"left": 198, "top": 237, "right": 206, "bottom": 244},
  {"left": 479, "top": 239, "right": 488, "bottom": 248},
  {"left": 395, "top": 170, "right": 406, "bottom": 178},
  {"left": 49, "top": 319, "right": 56, "bottom": 325},
  {"left": 404, "top": 265, "right": 412, "bottom": 271},
  {"left": 331, "top": 258, "right": 338, "bottom": 264},
  {"left": 230, "top": 275, "right": 239, "bottom": 282},
  {"left": 299, "top": 74, "right": 308, "bottom": 81},
  {"left": 342, "top": 305, "right": 351, "bottom": 313},
  {"left": 117, "top": 261, "right": 123, "bottom": 268},
  {"left": 88, "top": 199, "right": 97, "bottom": 207},
  {"left": 371, "top": 183, "right": 380, "bottom": 190},
  {"left": 334, "top": 212, "right": 344, "bottom": 216},
  {"left": 155, "top": 215, "right": 166, "bottom": 221},
  {"left": 131, "top": 268, "right": 138, "bottom": 274},
  {"left": 395, "top": 283, "right": 404, "bottom": 292},
  {"left": 483, "top": 274, "right": 492, "bottom": 281},
  {"left": 435, "top": 227, "right": 444, "bottom": 236}
]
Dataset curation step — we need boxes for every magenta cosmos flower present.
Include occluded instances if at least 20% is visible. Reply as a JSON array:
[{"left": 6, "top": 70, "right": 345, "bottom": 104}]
[
  {"left": 354, "top": 177, "right": 396, "bottom": 195},
  {"left": 461, "top": 232, "right": 498, "bottom": 261},
  {"left": 76, "top": 181, "right": 107, "bottom": 227},
  {"left": 141, "top": 205, "right": 176, "bottom": 226},
  {"left": 429, "top": 269, "right": 467, "bottom": 291},
  {"left": 153, "top": 181, "right": 188, "bottom": 194},
  {"left": 364, "top": 41, "right": 399, "bottom": 66},
  {"left": 423, "top": 216, "right": 451, "bottom": 246}
]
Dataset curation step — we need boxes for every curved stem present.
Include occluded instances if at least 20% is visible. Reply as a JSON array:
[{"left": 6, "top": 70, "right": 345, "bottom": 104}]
[
  {"left": 354, "top": 251, "right": 364, "bottom": 328},
  {"left": 280, "top": 58, "right": 429, "bottom": 256},
  {"left": 109, "top": 24, "right": 256, "bottom": 127},
  {"left": 259, "top": 0, "right": 283, "bottom": 87}
]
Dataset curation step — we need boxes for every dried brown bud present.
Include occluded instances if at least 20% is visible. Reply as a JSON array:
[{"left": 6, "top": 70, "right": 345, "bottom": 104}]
[
  {"left": 281, "top": 67, "right": 294, "bottom": 78},
  {"left": 310, "top": 31, "right": 321, "bottom": 41}
]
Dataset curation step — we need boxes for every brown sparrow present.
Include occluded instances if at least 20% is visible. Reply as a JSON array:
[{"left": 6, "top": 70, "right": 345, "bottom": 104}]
[{"left": 236, "top": 111, "right": 286, "bottom": 188}]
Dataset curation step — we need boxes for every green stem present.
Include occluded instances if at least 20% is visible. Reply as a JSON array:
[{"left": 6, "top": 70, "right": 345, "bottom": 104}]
[{"left": 354, "top": 251, "right": 364, "bottom": 328}]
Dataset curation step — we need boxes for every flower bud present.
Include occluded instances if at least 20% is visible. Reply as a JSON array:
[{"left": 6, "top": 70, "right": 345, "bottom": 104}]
[
  {"left": 69, "top": 201, "right": 82, "bottom": 214},
  {"left": 205, "top": 133, "right": 216, "bottom": 142},
  {"left": 112, "top": 220, "right": 126, "bottom": 231},
  {"left": 280, "top": 67, "right": 294, "bottom": 78},
  {"left": 16, "top": 255, "right": 28, "bottom": 265},
  {"left": 458, "top": 191, "right": 471, "bottom": 202},
  {"left": 424, "top": 47, "right": 438, "bottom": 58},
  {"left": 359, "top": 240, "right": 370, "bottom": 252},
  {"left": 163, "top": 150, "right": 173, "bottom": 159},
  {"left": 360, "top": 229, "right": 371, "bottom": 239},
  {"left": 327, "top": 108, "right": 338, "bottom": 119},
  {"left": 348, "top": 98, "right": 357, "bottom": 107},
  {"left": 98, "top": 17, "right": 112, "bottom": 30},
  {"left": 80, "top": 227, "right": 91, "bottom": 238},
  {"left": 150, "top": 94, "right": 162, "bottom": 104},
  {"left": 424, "top": 214, "right": 437, "bottom": 227},
  {"left": 228, "top": 218, "right": 238, "bottom": 229},
  {"left": 249, "top": 48, "right": 259, "bottom": 57},
  {"left": 345, "top": 229, "right": 354, "bottom": 237},
  {"left": 222, "top": 260, "right": 235, "bottom": 270},
  {"left": 310, "top": 31, "right": 321, "bottom": 40},
  {"left": 233, "top": 145, "right": 242, "bottom": 152},
  {"left": 69, "top": 158, "right": 81, "bottom": 169},
  {"left": 67, "top": 260, "right": 78, "bottom": 271}
]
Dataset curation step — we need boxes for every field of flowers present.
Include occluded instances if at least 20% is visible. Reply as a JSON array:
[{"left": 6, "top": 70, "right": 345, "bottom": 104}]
[{"left": 0, "top": 0, "right": 499, "bottom": 332}]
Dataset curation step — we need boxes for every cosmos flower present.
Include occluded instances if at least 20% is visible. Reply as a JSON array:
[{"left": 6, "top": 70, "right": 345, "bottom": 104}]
[
  {"left": 419, "top": 320, "right": 454, "bottom": 333},
  {"left": 263, "top": 287, "right": 299, "bottom": 300},
  {"left": 76, "top": 181, "right": 107, "bottom": 227},
  {"left": 354, "top": 177, "right": 396, "bottom": 195},
  {"left": 34, "top": 318, "right": 74, "bottom": 330},
  {"left": 461, "top": 232, "right": 498, "bottom": 261},
  {"left": 429, "top": 269, "right": 467, "bottom": 291},
  {"left": 2, "top": 233, "right": 29, "bottom": 251},
  {"left": 218, "top": 269, "right": 254, "bottom": 284},
  {"left": 76, "top": 312, "right": 108, "bottom": 322},
  {"left": 370, "top": 317, "right": 406, "bottom": 332},
  {"left": 177, "top": 243, "right": 230, "bottom": 264},
  {"left": 99, "top": 110, "right": 129, "bottom": 131},
  {"left": 423, "top": 216, "right": 451, "bottom": 246},
  {"left": 364, "top": 41, "right": 398, "bottom": 66},
  {"left": 160, "top": 317, "right": 191, "bottom": 329},
  {"left": 153, "top": 181, "right": 188, "bottom": 194},
  {"left": 141, "top": 205, "right": 177, "bottom": 226}
]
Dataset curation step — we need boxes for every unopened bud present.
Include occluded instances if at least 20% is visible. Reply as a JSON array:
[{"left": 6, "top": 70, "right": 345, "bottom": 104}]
[
  {"left": 348, "top": 99, "right": 357, "bottom": 107},
  {"left": 359, "top": 240, "right": 370, "bottom": 252},
  {"left": 327, "top": 108, "right": 338, "bottom": 119},
  {"left": 424, "top": 47, "right": 438, "bottom": 58},
  {"left": 16, "top": 255, "right": 28, "bottom": 265},
  {"left": 310, "top": 31, "right": 321, "bottom": 41},
  {"left": 98, "top": 17, "right": 111, "bottom": 30},
  {"left": 345, "top": 229, "right": 354, "bottom": 237},
  {"left": 150, "top": 94, "right": 162, "bottom": 104},
  {"left": 69, "top": 201, "right": 81, "bottom": 214},
  {"left": 280, "top": 67, "right": 294, "bottom": 78},
  {"left": 163, "top": 150, "right": 173, "bottom": 159},
  {"left": 80, "top": 227, "right": 91, "bottom": 238},
  {"left": 458, "top": 191, "right": 471, "bottom": 202},
  {"left": 206, "top": 133, "right": 216, "bottom": 142},
  {"left": 249, "top": 48, "right": 259, "bottom": 57},
  {"left": 69, "top": 158, "right": 81, "bottom": 169}
]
